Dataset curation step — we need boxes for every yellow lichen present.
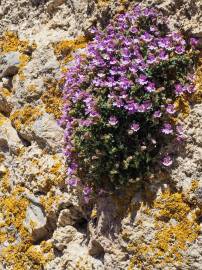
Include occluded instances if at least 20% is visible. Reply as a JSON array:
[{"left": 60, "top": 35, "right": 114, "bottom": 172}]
[
  {"left": 0, "top": 32, "right": 36, "bottom": 81},
  {"left": 10, "top": 105, "right": 42, "bottom": 131},
  {"left": 38, "top": 156, "right": 65, "bottom": 192},
  {"left": 128, "top": 189, "right": 200, "bottom": 269},
  {"left": 19, "top": 54, "right": 31, "bottom": 81},
  {"left": 0, "top": 32, "right": 30, "bottom": 53},
  {"left": 0, "top": 87, "right": 12, "bottom": 97},
  {"left": 52, "top": 36, "right": 89, "bottom": 64},
  {"left": 0, "top": 168, "right": 11, "bottom": 193},
  {"left": 0, "top": 186, "right": 54, "bottom": 270},
  {"left": 190, "top": 179, "right": 200, "bottom": 192},
  {"left": 0, "top": 153, "right": 5, "bottom": 163},
  {"left": 193, "top": 56, "right": 202, "bottom": 103},
  {"left": 40, "top": 191, "right": 61, "bottom": 214},
  {"left": 41, "top": 78, "right": 63, "bottom": 119},
  {"left": 0, "top": 112, "right": 7, "bottom": 126}
]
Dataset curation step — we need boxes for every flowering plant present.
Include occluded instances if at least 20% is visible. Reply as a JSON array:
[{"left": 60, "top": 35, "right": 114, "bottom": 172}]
[{"left": 61, "top": 5, "right": 198, "bottom": 199}]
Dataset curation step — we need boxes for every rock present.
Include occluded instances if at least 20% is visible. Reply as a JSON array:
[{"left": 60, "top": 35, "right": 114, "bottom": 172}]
[
  {"left": 88, "top": 239, "right": 105, "bottom": 258},
  {"left": 0, "top": 87, "right": 13, "bottom": 113},
  {"left": 32, "top": 113, "right": 63, "bottom": 153},
  {"left": 24, "top": 199, "right": 48, "bottom": 242},
  {"left": 0, "top": 52, "right": 21, "bottom": 78},
  {"left": 57, "top": 206, "right": 83, "bottom": 227},
  {"left": 195, "top": 187, "right": 202, "bottom": 207},
  {"left": 0, "top": 0, "right": 202, "bottom": 270},
  {"left": 52, "top": 225, "right": 82, "bottom": 251},
  {"left": 45, "top": 242, "right": 104, "bottom": 270},
  {"left": 0, "top": 116, "right": 23, "bottom": 153}
]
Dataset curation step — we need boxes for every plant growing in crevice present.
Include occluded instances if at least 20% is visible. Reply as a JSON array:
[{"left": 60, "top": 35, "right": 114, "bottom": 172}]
[{"left": 61, "top": 4, "right": 198, "bottom": 201}]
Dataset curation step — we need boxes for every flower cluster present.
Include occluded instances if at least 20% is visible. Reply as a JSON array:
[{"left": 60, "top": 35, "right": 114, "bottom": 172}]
[{"left": 61, "top": 5, "right": 198, "bottom": 199}]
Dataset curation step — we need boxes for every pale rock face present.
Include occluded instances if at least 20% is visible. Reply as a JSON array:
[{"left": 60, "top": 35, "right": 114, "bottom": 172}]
[
  {"left": 24, "top": 201, "right": 48, "bottom": 242},
  {"left": 32, "top": 113, "right": 64, "bottom": 153},
  {"left": 0, "top": 51, "right": 21, "bottom": 78},
  {"left": 0, "top": 117, "right": 23, "bottom": 153},
  {"left": 52, "top": 225, "right": 83, "bottom": 251},
  {"left": 0, "top": 0, "right": 202, "bottom": 270}
]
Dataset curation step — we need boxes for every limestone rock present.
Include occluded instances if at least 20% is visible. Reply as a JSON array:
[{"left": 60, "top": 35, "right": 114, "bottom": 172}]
[
  {"left": 0, "top": 116, "right": 23, "bottom": 153},
  {"left": 32, "top": 113, "right": 63, "bottom": 153},
  {"left": 0, "top": 52, "right": 20, "bottom": 78},
  {"left": 52, "top": 225, "right": 83, "bottom": 251},
  {"left": 24, "top": 199, "right": 48, "bottom": 242}
]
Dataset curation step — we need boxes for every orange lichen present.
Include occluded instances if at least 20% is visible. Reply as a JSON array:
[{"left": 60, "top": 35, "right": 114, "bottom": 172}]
[
  {"left": 19, "top": 54, "right": 31, "bottom": 81},
  {"left": 0, "top": 32, "right": 36, "bottom": 81},
  {"left": 53, "top": 36, "right": 89, "bottom": 64},
  {"left": 0, "top": 153, "right": 5, "bottom": 163},
  {"left": 10, "top": 105, "right": 42, "bottom": 131},
  {"left": 0, "top": 112, "right": 7, "bottom": 126},
  {"left": 0, "top": 32, "right": 30, "bottom": 53},
  {"left": 173, "top": 96, "right": 191, "bottom": 120},
  {"left": 41, "top": 78, "right": 63, "bottom": 119},
  {"left": 193, "top": 56, "right": 202, "bottom": 103},
  {"left": 0, "top": 168, "right": 11, "bottom": 193},
  {"left": 0, "top": 87, "right": 12, "bottom": 97},
  {"left": 0, "top": 186, "right": 54, "bottom": 269},
  {"left": 128, "top": 189, "right": 200, "bottom": 269},
  {"left": 40, "top": 191, "right": 60, "bottom": 214}
]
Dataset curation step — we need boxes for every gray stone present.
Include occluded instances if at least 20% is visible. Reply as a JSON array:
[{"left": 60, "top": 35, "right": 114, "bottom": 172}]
[
  {"left": 24, "top": 200, "right": 48, "bottom": 242},
  {"left": 0, "top": 52, "right": 21, "bottom": 78}
]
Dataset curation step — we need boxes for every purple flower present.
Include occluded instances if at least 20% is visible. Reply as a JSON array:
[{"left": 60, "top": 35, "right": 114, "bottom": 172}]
[
  {"left": 175, "top": 45, "right": 185, "bottom": 55},
  {"left": 68, "top": 177, "right": 80, "bottom": 187},
  {"left": 153, "top": 110, "right": 162, "bottom": 118},
  {"left": 108, "top": 116, "right": 118, "bottom": 126},
  {"left": 159, "top": 50, "right": 168, "bottom": 61},
  {"left": 130, "top": 122, "right": 140, "bottom": 132},
  {"left": 190, "top": 37, "right": 198, "bottom": 47},
  {"left": 147, "top": 54, "right": 157, "bottom": 64},
  {"left": 161, "top": 123, "right": 173, "bottom": 134},
  {"left": 141, "top": 32, "right": 153, "bottom": 42},
  {"left": 174, "top": 84, "right": 184, "bottom": 95},
  {"left": 166, "top": 104, "right": 176, "bottom": 114},
  {"left": 137, "top": 104, "right": 145, "bottom": 113},
  {"left": 119, "top": 78, "right": 132, "bottom": 89},
  {"left": 129, "top": 65, "right": 138, "bottom": 74},
  {"left": 184, "top": 84, "right": 196, "bottom": 94},
  {"left": 172, "top": 32, "right": 182, "bottom": 42},
  {"left": 143, "top": 101, "right": 152, "bottom": 111},
  {"left": 83, "top": 186, "right": 93, "bottom": 196},
  {"left": 146, "top": 82, "right": 156, "bottom": 92},
  {"left": 125, "top": 102, "right": 139, "bottom": 114},
  {"left": 161, "top": 155, "right": 173, "bottom": 167},
  {"left": 136, "top": 74, "right": 148, "bottom": 85}
]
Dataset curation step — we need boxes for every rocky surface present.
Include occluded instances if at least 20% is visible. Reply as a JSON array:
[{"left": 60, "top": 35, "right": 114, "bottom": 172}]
[{"left": 0, "top": 0, "right": 202, "bottom": 269}]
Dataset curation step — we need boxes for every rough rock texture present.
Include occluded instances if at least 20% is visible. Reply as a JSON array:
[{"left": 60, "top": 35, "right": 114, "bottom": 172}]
[{"left": 0, "top": 0, "right": 202, "bottom": 269}]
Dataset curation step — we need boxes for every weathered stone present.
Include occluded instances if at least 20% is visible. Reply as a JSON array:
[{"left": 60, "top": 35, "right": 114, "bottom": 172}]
[
  {"left": 0, "top": 117, "right": 23, "bottom": 153},
  {"left": 32, "top": 113, "right": 63, "bottom": 153},
  {"left": 0, "top": 52, "right": 20, "bottom": 78},
  {"left": 52, "top": 225, "right": 82, "bottom": 251},
  {"left": 24, "top": 199, "right": 48, "bottom": 242}
]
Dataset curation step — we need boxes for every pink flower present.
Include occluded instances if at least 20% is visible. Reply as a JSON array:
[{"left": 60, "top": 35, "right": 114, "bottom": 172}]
[
  {"left": 67, "top": 178, "right": 80, "bottom": 187},
  {"left": 161, "top": 123, "right": 173, "bottom": 134},
  {"left": 175, "top": 84, "right": 184, "bottom": 95},
  {"left": 136, "top": 74, "right": 148, "bottom": 85},
  {"left": 108, "top": 116, "right": 118, "bottom": 126},
  {"left": 166, "top": 104, "right": 176, "bottom": 114},
  {"left": 153, "top": 110, "right": 162, "bottom": 118},
  {"left": 175, "top": 45, "right": 185, "bottom": 55},
  {"left": 162, "top": 155, "right": 173, "bottom": 167},
  {"left": 190, "top": 37, "right": 198, "bottom": 47},
  {"left": 146, "top": 82, "right": 156, "bottom": 92},
  {"left": 130, "top": 122, "right": 140, "bottom": 132}
]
